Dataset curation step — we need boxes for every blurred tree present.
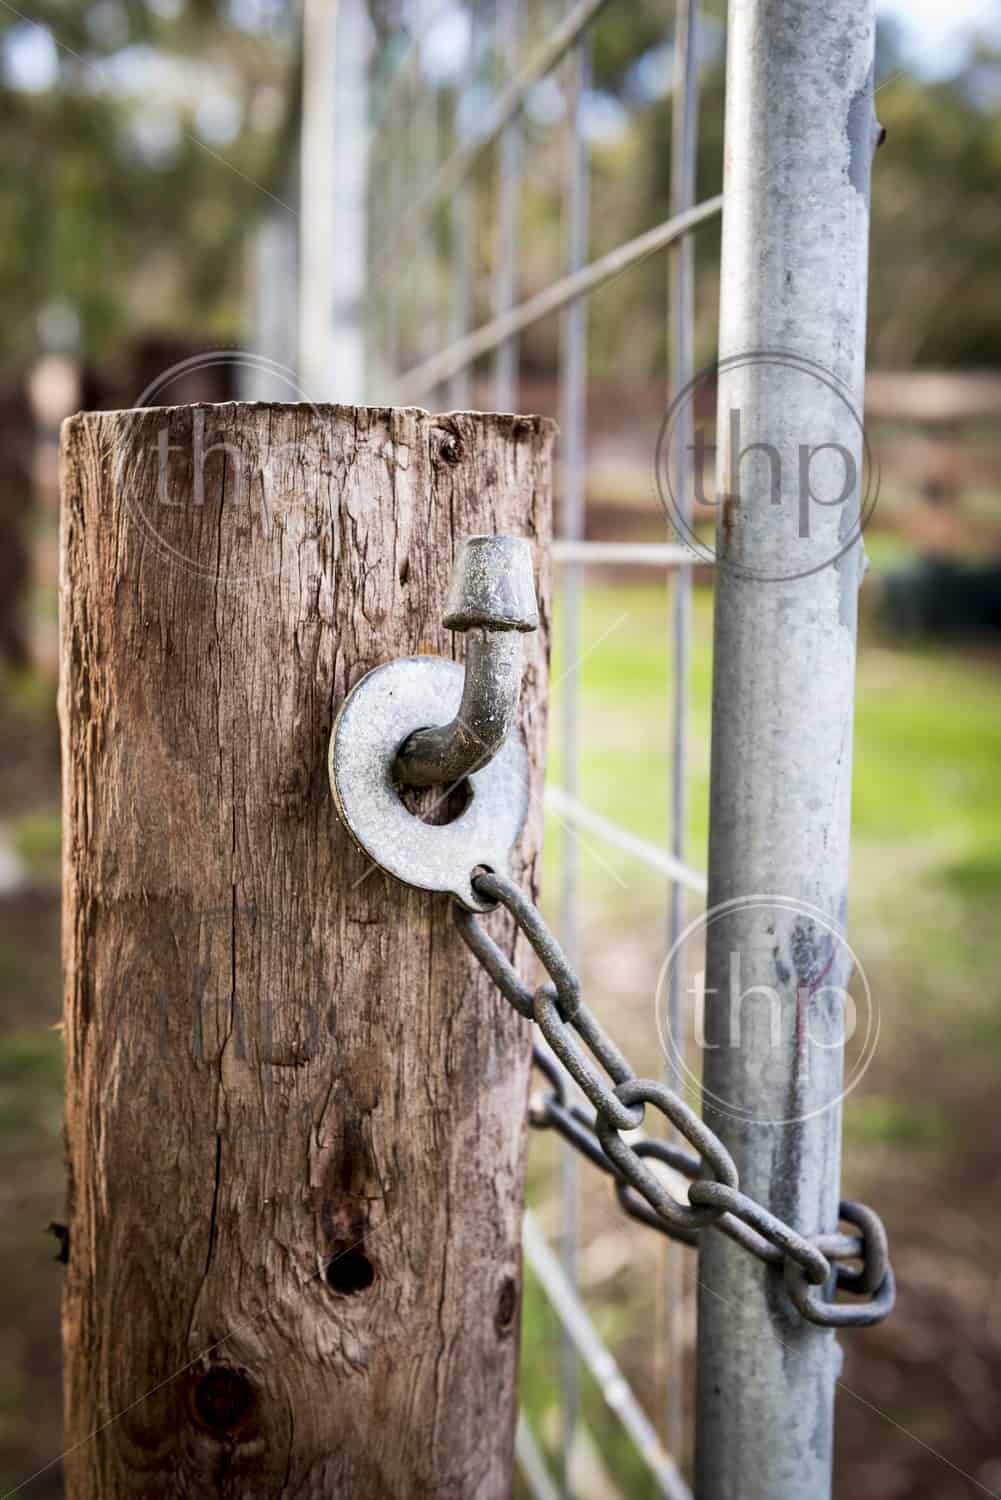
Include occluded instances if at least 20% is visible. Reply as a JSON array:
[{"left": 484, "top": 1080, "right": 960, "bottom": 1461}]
[
  {"left": 577, "top": 3, "right": 1001, "bottom": 377},
  {"left": 868, "top": 56, "right": 1001, "bottom": 366},
  {"left": 0, "top": 0, "right": 297, "bottom": 366},
  {"left": 2, "top": 1, "right": 999, "bottom": 377}
]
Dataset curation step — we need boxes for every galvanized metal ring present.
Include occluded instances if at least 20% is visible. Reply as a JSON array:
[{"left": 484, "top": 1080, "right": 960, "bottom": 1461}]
[
  {"left": 546, "top": 1096, "right": 622, "bottom": 1176},
  {"left": 533, "top": 989, "right": 642, "bottom": 1133},
  {"left": 472, "top": 870, "right": 581, "bottom": 1018},
  {"left": 330, "top": 656, "right": 529, "bottom": 913},
  {"left": 596, "top": 1079, "right": 739, "bottom": 1232},
  {"left": 453, "top": 905, "right": 535, "bottom": 1017},
  {"left": 828, "top": 1198, "right": 891, "bottom": 1296},
  {"left": 784, "top": 1259, "right": 896, "bottom": 1327},
  {"left": 689, "top": 1181, "right": 832, "bottom": 1285},
  {"left": 616, "top": 1176, "right": 700, "bottom": 1244},
  {"left": 528, "top": 1044, "right": 567, "bottom": 1129},
  {"left": 614, "top": 1137, "right": 701, "bottom": 1241}
]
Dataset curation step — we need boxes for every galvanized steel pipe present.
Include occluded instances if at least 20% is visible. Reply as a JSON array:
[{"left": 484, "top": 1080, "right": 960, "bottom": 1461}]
[{"left": 694, "top": 2, "right": 881, "bottom": 1496}]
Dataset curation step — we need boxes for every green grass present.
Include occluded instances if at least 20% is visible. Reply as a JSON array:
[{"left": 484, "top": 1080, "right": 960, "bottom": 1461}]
[
  {"left": 538, "top": 579, "right": 1001, "bottom": 1078},
  {"left": 8, "top": 808, "right": 61, "bottom": 884},
  {"left": 943, "top": 846, "right": 1001, "bottom": 894},
  {"left": 852, "top": 636, "right": 1001, "bottom": 845},
  {"left": 543, "top": 583, "right": 712, "bottom": 923},
  {"left": 0, "top": 1028, "right": 62, "bottom": 1143},
  {"left": 844, "top": 1092, "right": 955, "bottom": 1153},
  {"left": 862, "top": 530, "right": 922, "bottom": 572},
  {"left": 542, "top": 583, "right": 1001, "bottom": 935},
  {"left": 0, "top": 667, "right": 55, "bottom": 726},
  {"left": 518, "top": 1252, "right": 668, "bottom": 1500}
]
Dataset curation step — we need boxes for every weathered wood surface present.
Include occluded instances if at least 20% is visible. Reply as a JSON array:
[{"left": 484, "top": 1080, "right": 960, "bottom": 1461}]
[{"left": 58, "top": 403, "right": 553, "bottom": 1497}]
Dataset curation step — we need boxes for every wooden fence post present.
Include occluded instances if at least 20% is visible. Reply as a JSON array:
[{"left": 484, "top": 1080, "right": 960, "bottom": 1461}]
[{"left": 58, "top": 403, "right": 553, "bottom": 1495}]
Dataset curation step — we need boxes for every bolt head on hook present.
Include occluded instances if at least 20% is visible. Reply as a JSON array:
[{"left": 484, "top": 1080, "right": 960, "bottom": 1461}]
[
  {"left": 442, "top": 535, "right": 538, "bottom": 634},
  {"left": 393, "top": 535, "right": 538, "bottom": 790}
]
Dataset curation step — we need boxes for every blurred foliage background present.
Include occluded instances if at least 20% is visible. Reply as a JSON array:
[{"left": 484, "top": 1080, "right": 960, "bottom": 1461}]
[{"left": 2, "top": 1, "right": 1000, "bottom": 368}]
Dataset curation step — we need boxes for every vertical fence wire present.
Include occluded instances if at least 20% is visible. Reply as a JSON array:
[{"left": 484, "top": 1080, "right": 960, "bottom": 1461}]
[
  {"left": 447, "top": 179, "right": 475, "bottom": 411},
  {"left": 382, "top": 17, "right": 428, "bottom": 391},
  {"left": 493, "top": 0, "right": 524, "bottom": 410},
  {"left": 556, "top": 27, "right": 591, "bottom": 1490},
  {"left": 365, "top": 7, "right": 464, "bottom": 403},
  {"left": 664, "top": 0, "right": 700, "bottom": 1461},
  {"left": 417, "top": 0, "right": 442, "bottom": 399},
  {"left": 405, "top": 47, "right": 422, "bottom": 385},
  {"left": 366, "top": 24, "right": 410, "bottom": 396},
  {"left": 384, "top": 150, "right": 403, "bottom": 392},
  {"left": 447, "top": 117, "right": 475, "bottom": 409},
  {"left": 298, "top": 0, "right": 336, "bottom": 397},
  {"left": 447, "top": 0, "right": 487, "bottom": 411}
]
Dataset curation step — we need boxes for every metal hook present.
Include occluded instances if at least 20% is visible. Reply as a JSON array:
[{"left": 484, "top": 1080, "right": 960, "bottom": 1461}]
[
  {"left": 328, "top": 533, "right": 537, "bottom": 910},
  {"left": 393, "top": 535, "right": 538, "bottom": 788}
]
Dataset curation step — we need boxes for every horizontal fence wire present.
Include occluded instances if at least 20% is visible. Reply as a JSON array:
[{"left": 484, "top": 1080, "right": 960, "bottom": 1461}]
[
  {"left": 552, "top": 540, "right": 696, "bottom": 567},
  {"left": 395, "top": 195, "right": 723, "bottom": 400},
  {"left": 545, "top": 786, "right": 708, "bottom": 894},
  {"left": 522, "top": 1211, "right": 693, "bottom": 1500}
]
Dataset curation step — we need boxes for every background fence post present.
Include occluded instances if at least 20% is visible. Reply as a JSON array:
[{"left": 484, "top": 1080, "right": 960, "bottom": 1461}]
[
  {"left": 695, "top": 0, "right": 879, "bottom": 1496},
  {"left": 300, "top": 0, "right": 370, "bottom": 401},
  {"left": 58, "top": 402, "right": 553, "bottom": 1494}
]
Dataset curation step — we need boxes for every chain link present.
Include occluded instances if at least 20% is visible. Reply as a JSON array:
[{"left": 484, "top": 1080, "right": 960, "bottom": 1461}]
[{"left": 455, "top": 869, "right": 895, "bottom": 1329}]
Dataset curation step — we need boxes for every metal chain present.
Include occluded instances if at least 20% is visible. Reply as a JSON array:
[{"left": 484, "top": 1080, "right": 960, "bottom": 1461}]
[{"left": 455, "top": 869, "right": 895, "bottom": 1328}]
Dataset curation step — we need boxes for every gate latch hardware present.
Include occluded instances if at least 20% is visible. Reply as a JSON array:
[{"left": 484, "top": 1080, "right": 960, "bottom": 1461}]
[{"left": 329, "top": 534, "right": 537, "bottom": 912}]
